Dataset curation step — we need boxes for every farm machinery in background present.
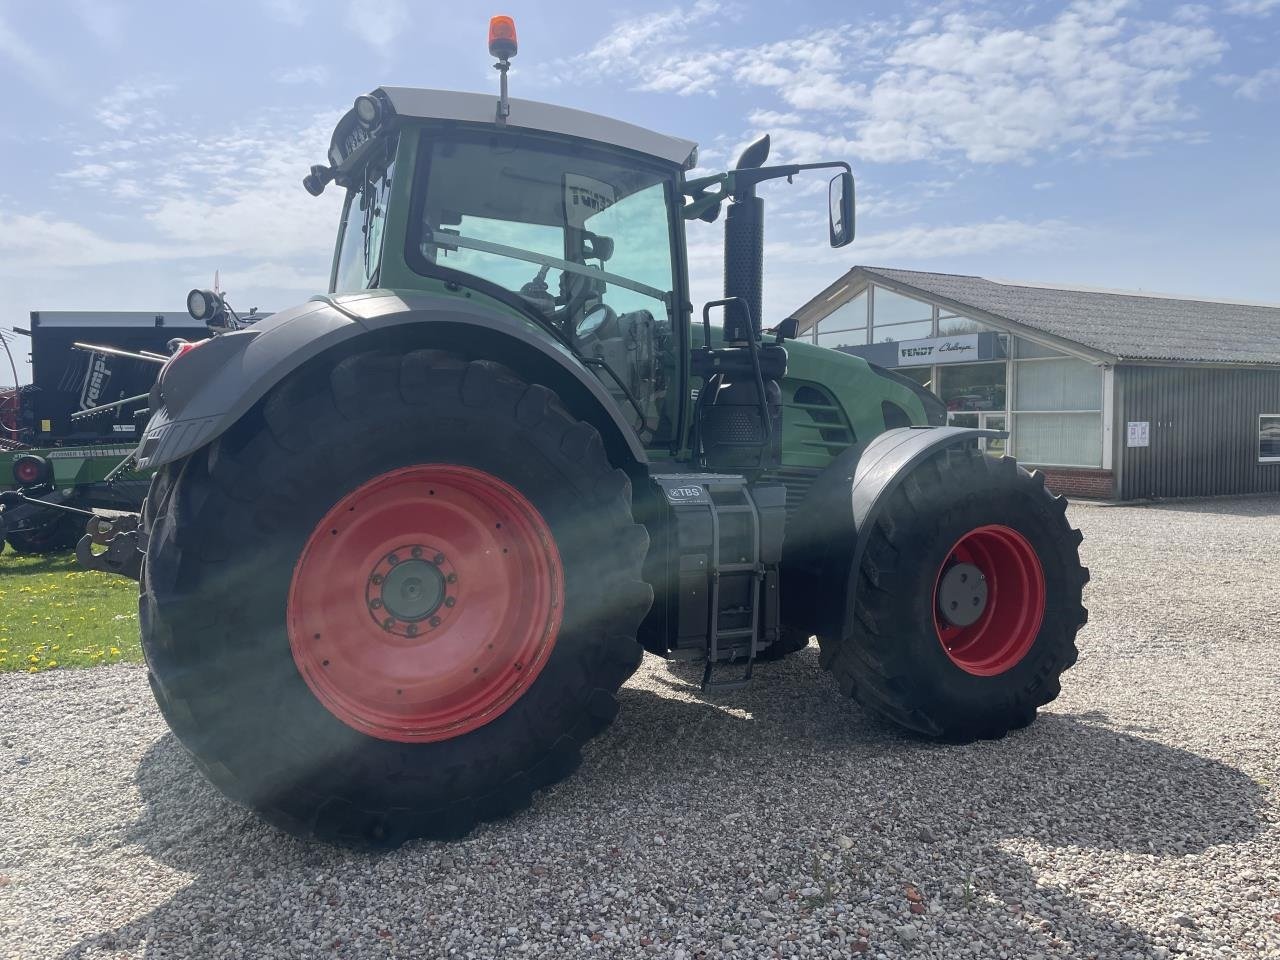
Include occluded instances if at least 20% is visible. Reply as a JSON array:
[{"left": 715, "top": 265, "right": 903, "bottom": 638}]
[
  {"left": 0, "top": 301, "right": 261, "bottom": 554},
  {"left": 65, "top": 17, "right": 1087, "bottom": 847}
]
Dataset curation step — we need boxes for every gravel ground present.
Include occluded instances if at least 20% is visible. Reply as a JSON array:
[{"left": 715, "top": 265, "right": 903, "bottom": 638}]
[{"left": 2, "top": 497, "right": 1279, "bottom": 960}]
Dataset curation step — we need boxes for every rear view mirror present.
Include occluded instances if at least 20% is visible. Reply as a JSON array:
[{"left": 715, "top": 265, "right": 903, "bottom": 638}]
[
  {"left": 772, "top": 317, "right": 799, "bottom": 342},
  {"left": 829, "top": 171, "right": 854, "bottom": 248}
]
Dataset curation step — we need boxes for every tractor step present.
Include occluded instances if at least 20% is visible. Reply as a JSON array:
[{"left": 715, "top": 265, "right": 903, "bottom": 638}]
[{"left": 648, "top": 475, "right": 786, "bottom": 692}]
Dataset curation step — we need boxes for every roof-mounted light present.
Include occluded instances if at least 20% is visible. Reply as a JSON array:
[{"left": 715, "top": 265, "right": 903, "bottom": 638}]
[
  {"left": 488, "top": 15, "right": 517, "bottom": 59},
  {"left": 354, "top": 94, "right": 382, "bottom": 128},
  {"left": 490, "top": 15, "right": 518, "bottom": 122}
]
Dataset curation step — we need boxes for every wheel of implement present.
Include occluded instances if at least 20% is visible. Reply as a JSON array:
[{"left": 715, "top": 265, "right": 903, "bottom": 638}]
[
  {"left": 819, "top": 444, "right": 1088, "bottom": 742},
  {"left": 139, "top": 349, "right": 651, "bottom": 846},
  {"left": 5, "top": 512, "right": 82, "bottom": 554}
]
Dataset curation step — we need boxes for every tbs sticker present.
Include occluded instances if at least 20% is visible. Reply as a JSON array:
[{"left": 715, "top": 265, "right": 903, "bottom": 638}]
[{"left": 665, "top": 485, "right": 706, "bottom": 503}]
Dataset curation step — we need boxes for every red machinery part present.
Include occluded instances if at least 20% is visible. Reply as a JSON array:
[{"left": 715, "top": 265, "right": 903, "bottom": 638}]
[
  {"left": 287, "top": 464, "right": 563, "bottom": 743},
  {"left": 933, "top": 524, "right": 1046, "bottom": 676}
]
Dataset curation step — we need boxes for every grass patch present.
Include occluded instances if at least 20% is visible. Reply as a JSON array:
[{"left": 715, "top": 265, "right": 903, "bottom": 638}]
[{"left": 0, "top": 544, "right": 141, "bottom": 673}]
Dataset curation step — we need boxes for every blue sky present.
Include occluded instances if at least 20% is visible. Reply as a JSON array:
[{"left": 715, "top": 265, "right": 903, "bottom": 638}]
[{"left": 1, "top": 0, "right": 1278, "bottom": 385}]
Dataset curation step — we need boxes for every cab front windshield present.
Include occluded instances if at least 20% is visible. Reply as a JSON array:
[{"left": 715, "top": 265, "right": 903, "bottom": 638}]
[{"left": 410, "top": 130, "right": 679, "bottom": 444}]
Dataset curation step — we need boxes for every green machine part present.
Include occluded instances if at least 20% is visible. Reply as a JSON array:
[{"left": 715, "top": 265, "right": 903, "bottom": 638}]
[{"left": 0, "top": 445, "right": 144, "bottom": 491}]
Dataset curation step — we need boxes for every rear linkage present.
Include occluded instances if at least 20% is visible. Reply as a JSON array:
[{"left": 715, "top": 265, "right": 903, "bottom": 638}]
[{"left": 0, "top": 489, "right": 142, "bottom": 580}]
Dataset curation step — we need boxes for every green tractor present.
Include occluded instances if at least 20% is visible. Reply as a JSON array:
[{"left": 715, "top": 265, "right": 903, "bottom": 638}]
[{"left": 100, "top": 19, "right": 1087, "bottom": 845}]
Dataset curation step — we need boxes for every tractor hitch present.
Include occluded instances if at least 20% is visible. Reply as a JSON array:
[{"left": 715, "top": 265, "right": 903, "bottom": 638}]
[{"left": 75, "top": 512, "right": 142, "bottom": 581}]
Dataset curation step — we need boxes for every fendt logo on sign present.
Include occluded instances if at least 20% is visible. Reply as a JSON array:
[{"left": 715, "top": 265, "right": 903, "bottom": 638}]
[{"left": 897, "top": 333, "right": 981, "bottom": 367}]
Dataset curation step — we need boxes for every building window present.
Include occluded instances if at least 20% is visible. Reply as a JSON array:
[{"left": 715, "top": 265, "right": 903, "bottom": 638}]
[
  {"left": 938, "top": 362, "right": 1006, "bottom": 412},
  {"left": 1261, "top": 415, "right": 1280, "bottom": 463},
  {"left": 938, "top": 314, "right": 991, "bottom": 336},
  {"left": 1011, "top": 352, "right": 1103, "bottom": 467},
  {"left": 870, "top": 285, "right": 934, "bottom": 343},
  {"left": 812, "top": 290, "right": 866, "bottom": 345}
]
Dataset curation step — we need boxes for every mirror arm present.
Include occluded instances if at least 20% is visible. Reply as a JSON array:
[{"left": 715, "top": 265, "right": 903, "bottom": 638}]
[{"left": 730, "top": 160, "right": 850, "bottom": 199}]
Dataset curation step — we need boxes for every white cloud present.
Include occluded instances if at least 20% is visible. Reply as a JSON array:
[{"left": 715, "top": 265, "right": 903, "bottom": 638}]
[
  {"left": 581, "top": 0, "right": 1226, "bottom": 165},
  {"left": 273, "top": 65, "right": 330, "bottom": 85},
  {"left": 555, "top": 0, "right": 734, "bottom": 95},
  {"left": 1216, "top": 64, "right": 1280, "bottom": 100},
  {"left": 346, "top": 0, "right": 409, "bottom": 55},
  {"left": 1033, "top": 181, "right": 1055, "bottom": 190},
  {"left": 1224, "top": 0, "right": 1280, "bottom": 15},
  {"left": 96, "top": 79, "right": 177, "bottom": 131},
  {"left": 0, "top": 211, "right": 197, "bottom": 268},
  {"left": 850, "top": 219, "right": 1077, "bottom": 262}
]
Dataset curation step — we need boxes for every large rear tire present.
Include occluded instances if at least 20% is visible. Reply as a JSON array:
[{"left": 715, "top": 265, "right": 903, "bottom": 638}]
[
  {"left": 140, "top": 349, "right": 651, "bottom": 846},
  {"left": 819, "top": 446, "right": 1087, "bottom": 742}
]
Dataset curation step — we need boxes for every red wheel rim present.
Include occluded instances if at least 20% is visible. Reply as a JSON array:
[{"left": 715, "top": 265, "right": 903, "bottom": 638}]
[
  {"left": 287, "top": 465, "right": 563, "bottom": 743},
  {"left": 933, "top": 524, "right": 1045, "bottom": 676}
]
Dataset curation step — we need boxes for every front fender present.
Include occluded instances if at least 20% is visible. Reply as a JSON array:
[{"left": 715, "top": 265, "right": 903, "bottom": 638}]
[
  {"left": 135, "top": 290, "right": 649, "bottom": 471},
  {"left": 782, "top": 426, "right": 1002, "bottom": 638}
]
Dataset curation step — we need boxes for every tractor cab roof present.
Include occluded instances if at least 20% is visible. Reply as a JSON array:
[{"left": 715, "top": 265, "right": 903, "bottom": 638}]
[{"left": 328, "top": 86, "right": 699, "bottom": 173}]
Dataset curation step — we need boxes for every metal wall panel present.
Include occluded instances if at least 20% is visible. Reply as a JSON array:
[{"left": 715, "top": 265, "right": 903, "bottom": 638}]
[{"left": 1117, "top": 365, "right": 1280, "bottom": 499}]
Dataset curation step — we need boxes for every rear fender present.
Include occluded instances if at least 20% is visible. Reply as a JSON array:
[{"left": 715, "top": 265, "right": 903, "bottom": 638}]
[
  {"left": 783, "top": 426, "right": 1002, "bottom": 638},
  {"left": 135, "top": 291, "right": 649, "bottom": 472}
]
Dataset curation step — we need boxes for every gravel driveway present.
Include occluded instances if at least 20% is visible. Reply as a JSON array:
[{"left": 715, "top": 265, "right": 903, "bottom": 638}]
[{"left": 2, "top": 497, "right": 1279, "bottom": 959}]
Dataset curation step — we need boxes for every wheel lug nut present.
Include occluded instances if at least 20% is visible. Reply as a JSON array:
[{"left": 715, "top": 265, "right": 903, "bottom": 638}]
[
  {"left": 429, "top": 616, "right": 442, "bottom": 627},
  {"left": 406, "top": 624, "right": 418, "bottom": 637},
  {"left": 446, "top": 573, "right": 458, "bottom": 583},
  {"left": 382, "top": 617, "right": 395, "bottom": 631},
  {"left": 411, "top": 546, "right": 423, "bottom": 558},
  {"left": 370, "top": 598, "right": 383, "bottom": 609},
  {"left": 388, "top": 553, "right": 400, "bottom": 565},
  {"left": 444, "top": 596, "right": 456, "bottom": 608},
  {"left": 370, "top": 574, "right": 383, "bottom": 585},
  {"left": 433, "top": 553, "right": 445, "bottom": 564}
]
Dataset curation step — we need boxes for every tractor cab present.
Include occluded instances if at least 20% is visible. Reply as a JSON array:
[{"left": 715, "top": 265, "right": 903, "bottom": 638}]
[
  {"left": 313, "top": 85, "right": 698, "bottom": 450},
  {"left": 303, "top": 19, "right": 853, "bottom": 464}
]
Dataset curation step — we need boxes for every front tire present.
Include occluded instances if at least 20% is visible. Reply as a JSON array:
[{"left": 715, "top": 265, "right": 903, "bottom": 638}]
[
  {"left": 820, "top": 446, "right": 1088, "bottom": 742},
  {"left": 140, "top": 349, "right": 652, "bottom": 845}
]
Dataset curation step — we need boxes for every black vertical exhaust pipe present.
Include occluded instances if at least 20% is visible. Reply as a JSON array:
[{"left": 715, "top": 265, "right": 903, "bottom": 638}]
[
  {"left": 723, "top": 195, "right": 763, "bottom": 343},
  {"left": 722, "top": 134, "right": 770, "bottom": 343}
]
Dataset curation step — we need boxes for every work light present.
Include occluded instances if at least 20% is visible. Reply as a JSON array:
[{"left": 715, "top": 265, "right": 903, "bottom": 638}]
[
  {"left": 354, "top": 94, "right": 381, "bottom": 127},
  {"left": 187, "top": 288, "right": 219, "bottom": 322}
]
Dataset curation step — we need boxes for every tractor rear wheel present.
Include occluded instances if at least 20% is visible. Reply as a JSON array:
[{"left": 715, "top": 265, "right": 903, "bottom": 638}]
[
  {"left": 820, "top": 445, "right": 1087, "bottom": 742},
  {"left": 139, "top": 349, "right": 651, "bottom": 845}
]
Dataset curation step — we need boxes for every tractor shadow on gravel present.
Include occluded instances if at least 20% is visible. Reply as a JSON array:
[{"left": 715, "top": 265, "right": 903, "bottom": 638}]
[{"left": 61, "top": 648, "right": 1267, "bottom": 959}]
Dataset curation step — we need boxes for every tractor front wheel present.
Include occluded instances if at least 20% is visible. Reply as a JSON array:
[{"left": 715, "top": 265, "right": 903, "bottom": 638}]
[
  {"left": 139, "top": 349, "right": 651, "bottom": 845},
  {"left": 820, "top": 445, "right": 1088, "bottom": 742}
]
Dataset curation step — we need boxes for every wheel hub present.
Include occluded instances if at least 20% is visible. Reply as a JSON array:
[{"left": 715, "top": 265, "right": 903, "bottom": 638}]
[
  {"left": 366, "top": 548, "right": 457, "bottom": 637},
  {"left": 937, "top": 561, "right": 987, "bottom": 628}
]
